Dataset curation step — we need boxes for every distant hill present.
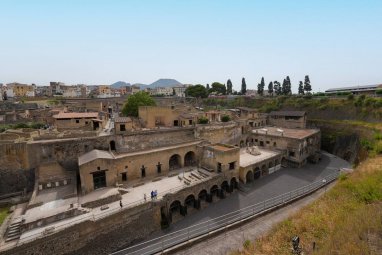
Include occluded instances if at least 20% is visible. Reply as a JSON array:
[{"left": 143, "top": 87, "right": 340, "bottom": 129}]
[
  {"left": 142, "top": 79, "right": 182, "bottom": 89},
  {"left": 111, "top": 81, "right": 131, "bottom": 88}
]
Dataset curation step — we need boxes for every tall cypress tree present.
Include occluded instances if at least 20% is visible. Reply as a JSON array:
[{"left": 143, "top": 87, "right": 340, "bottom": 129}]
[
  {"left": 206, "top": 83, "right": 210, "bottom": 91},
  {"left": 257, "top": 77, "right": 265, "bottom": 96},
  {"left": 304, "top": 75, "right": 312, "bottom": 94},
  {"left": 282, "top": 79, "right": 287, "bottom": 95},
  {"left": 268, "top": 81, "right": 274, "bottom": 96},
  {"left": 298, "top": 81, "right": 304, "bottom": 95},
  {"left": 227, "top": 79, "right": 233, "bottom": 94},
  {"left": 241, "top": 78, "right": 247, "bottom": 95},
  {"left": 286, "top": 76, "right": 292, "bottom": 95}
]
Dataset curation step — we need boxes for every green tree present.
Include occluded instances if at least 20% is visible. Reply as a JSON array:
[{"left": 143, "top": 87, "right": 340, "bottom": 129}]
[
  {"left": 227, "top": 79, "right": 233, "bottom": 94},
  {"left": 304, "top": 75, "right": 312, "bottom": 94},
  {"left": 285, "top": 76, "right": 292, "bottom": 95},
  {"left": 268, "top": 81, "right": 273, "bottom": 96},
  {"left": 274, "top": 81, "right": 282, "bottom": 95},
  {"left": 282, "top": 79, "right": 287, "bottom": 95},
  {"left": 209, "top": 82, "right": 226, "bottom": 95},
  {"left": 185, "top": 84, "right": 208, "bottom": 98},
  {"left": 298, "top": 81, "right": 304, "bottom": 95},
  {"left": 121, "top": 91, "right": 156, "bottom": 117},
  {"left": 221, "top": 115, "right": 231, "bottom": 122},
  {"left": 197, "top": 116, "right": 209, "bottom": 124},
  {"left": 257, "top": 77, "right": 265, "bottom": 96},
  {"left": 206, "top": 83, "right": 210, "bottom": 91},
  {"left": 241, "top": 77, "right": 247, "bottom": 95}
]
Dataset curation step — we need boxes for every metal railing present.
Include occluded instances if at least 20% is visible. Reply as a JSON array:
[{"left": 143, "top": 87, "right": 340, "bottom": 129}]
[{"left": 112, "top": 171, "right": 339, "bottom": 255}]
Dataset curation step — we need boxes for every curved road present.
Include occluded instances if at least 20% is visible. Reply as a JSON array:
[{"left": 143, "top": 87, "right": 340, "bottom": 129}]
[{"left": 113, "top": 152, "right": 350, "bottom": 255}]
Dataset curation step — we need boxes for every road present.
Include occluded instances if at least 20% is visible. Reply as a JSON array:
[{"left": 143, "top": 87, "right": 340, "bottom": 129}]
[{"left": 112, "top": 152, "right": 350, "bottom": 255}]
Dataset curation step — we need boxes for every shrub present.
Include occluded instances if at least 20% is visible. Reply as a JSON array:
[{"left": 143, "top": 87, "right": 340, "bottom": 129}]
[
  {"left": 347, "top": 94, "right": 354, "bottom": 100},
  {"left": 13, "top": 123, "right": 29, "bottom": 129},
  {"left": 376, "top": 89, "right": 382, "bottom": 95},
  {"left": 197, "top": 117, "right": 209, "bottom": 124},
  {"left": 221, "top": 115, "right": 231, "bottom": 122}
]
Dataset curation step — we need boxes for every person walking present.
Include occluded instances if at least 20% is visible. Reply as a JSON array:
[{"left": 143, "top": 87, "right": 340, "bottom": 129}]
[{"left": 119, "top": 200, "right": 123, "bottom": 209}]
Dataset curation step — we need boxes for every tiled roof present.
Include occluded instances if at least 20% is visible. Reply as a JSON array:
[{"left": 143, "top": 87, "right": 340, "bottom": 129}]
[
  {"left": 114, "top": 117, "right": 132, "bottom": 123},
  {"left": 53, "top": 112, "right": 99, "bottom": 119},
  {"left": 269, "top": 111, "right": 306, "bottom": 117}
]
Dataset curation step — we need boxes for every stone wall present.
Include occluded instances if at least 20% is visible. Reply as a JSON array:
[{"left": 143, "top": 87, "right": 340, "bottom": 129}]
[
  {"left": 0, "top": 202, "right": 161, "bottom": 255},
  {"left": 195, "top": 123, "right": 243, "bottom": 145}
]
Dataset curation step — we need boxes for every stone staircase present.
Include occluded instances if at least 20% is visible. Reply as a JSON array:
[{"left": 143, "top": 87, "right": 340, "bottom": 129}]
[{"left": 5, "top": 217, "right": 22, "bottom": 242}]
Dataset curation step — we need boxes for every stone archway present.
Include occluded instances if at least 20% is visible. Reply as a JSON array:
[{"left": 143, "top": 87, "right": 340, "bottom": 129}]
[
  {"left": 261, "top": 164, "right": 268, "bottom": 176},
  {"left": 210, "top": 185, "right": 219, "bottom": 197},
  {"left": 230, "top": 177, "right": 238, "bottom": 190},
  {"left": 221, "top": 180, "right": 229, "bottom": 192},
  {"left": 246, "top": 170, "right": 254, "bottom": 184},
  {"left": 169, "top": 154, "right": 181, "bottom": 170},
  {"left": 184, "top": 194, "right": 196, "bottom": 209},
  {"left": 254, "top": 167, "right": 261, "bottom": 179},
  {"left": 169, "top": 200, "right": 181, "bottom": 215},
  {"left": 184, "top": 151, "right": 196, "bottom": 167},
  {"left": 198, "top": 189, "right": 208, "bottom": 201}
]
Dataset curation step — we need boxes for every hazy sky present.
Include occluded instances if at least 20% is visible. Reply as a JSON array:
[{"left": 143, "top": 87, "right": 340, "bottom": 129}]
[{"left": 1, "top": 0, "right": 381, "bottom": 92}]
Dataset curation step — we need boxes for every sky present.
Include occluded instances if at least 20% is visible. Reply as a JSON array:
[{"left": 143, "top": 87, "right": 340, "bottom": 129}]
[{"left": 0, "top": 0, "right": 381, "bottom": 92}]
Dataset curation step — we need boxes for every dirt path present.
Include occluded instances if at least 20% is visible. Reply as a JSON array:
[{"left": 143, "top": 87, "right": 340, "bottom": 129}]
[{"left": 173, "top": 182, "right": 336, "bottom": 255}]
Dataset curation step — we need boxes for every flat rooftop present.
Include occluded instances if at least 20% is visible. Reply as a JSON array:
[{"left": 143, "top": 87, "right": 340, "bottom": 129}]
[
  {"left": 208, "top": 144, "right": 237, "bottom": 152},
  {"left": 240, "top": 148, "right": 281, "bottom": 168},
  {"left": 252, "top": 126, "right": 319, "bottom": 139}
]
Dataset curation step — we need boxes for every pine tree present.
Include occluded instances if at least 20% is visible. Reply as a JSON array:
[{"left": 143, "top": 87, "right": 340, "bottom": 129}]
[
  {"left": 268, "top": 81, "right": 273, "bottom": 96},
  {"left": 227, "top": 79, "right": 233, "bottom": 94},
  {"left": 206, "top": 83, "right": 210, "bottom": 91},
  {"left": 298, "top": 81, "right": 304, "bottom": 95},
  {"left": 304, "top": 75, "right": 312, "bottom": 94},
  {"left": 241, "top": 78, "right": 247, "bottom": 95}
]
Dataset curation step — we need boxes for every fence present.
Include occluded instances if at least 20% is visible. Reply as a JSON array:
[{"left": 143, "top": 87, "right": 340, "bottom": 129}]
[{"left": 112, "top": 170, "right": 339, "bottom": 255}]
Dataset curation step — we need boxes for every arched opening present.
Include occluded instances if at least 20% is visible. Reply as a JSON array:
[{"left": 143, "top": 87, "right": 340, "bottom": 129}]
[
  {"left": 246, "top": 138, "right": 250, "bottom": 146},
  {"left": 169, "top": 154, "right": 181, "bottom": 170},
  {"left": 221, "top": 181, "right": 229, "bottom": 192},
  {"left": 275, "top": 159, "right": 280, "bottom": 165},
  {"left": 254, "top": 167, "right": 261, "bottom": 179},
  {"left": 198, "top": 189, "right": 208, "bottom": 201},
  {"left": 184, "top": 151, "right": 196, "bottom": 167},
  {"left": 281, "top": 157, "right": 287, "bottom": 167},
  {"left": 261, "top": 164, "right": 268, "bottom": 176},
  {"left": 184, "top": 194, "right": 196, "bottom": 208},
  {"left": 246, "top": 170, "right": 254, "bottom": 184},
  {"left": 240, "top": 140, "right": 245, "bottom": 148},
  {"left": 169, "top": 200, "right": 181, "bottom": 214},
  {"left": 210, "top": 185, "right": 219, "bottom": 197},
  {"left": 269, "top": 161, "right": 274, "bottom": 168},
  {"left": 110, "top": 140, "right": 116, "bottom": 151},
  {"left": 230, "top": 177, "right": 238, "bottom": 190}
]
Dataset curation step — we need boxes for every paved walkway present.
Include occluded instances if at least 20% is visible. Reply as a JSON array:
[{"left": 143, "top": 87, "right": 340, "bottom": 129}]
[{"left": 173, "top": 181, "right": 337, "bottom": 255}]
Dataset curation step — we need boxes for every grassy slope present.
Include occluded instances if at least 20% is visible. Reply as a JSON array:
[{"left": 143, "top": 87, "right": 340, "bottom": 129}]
[
  {"left": 233, "top": 156, "right": 382, "bottom": 255},
  {"left": 0, "top": 207, "right": 10, "bottom": 226}
]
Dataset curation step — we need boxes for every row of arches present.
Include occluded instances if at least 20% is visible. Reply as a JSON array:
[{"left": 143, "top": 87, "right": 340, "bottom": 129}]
[
  {"left": 165, "top": 178, "right": 238, "bottom": 224},
  {"left": 169, "top": 151, "right": 196, "bottom": 170},
  {"left": 244, "top": 157, "right": 285, "bottom": 184}
]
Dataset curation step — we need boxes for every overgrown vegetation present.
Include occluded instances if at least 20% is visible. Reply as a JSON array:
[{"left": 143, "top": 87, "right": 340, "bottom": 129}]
[
  {"left": 0, "top": 207, "right": 10, "bottom": 226},
  {"left": 0, "top": 122, "right": 45, "bottom": 133},
  {"left": 233, "top": 156, "right": 382, "bottom": 255}
]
